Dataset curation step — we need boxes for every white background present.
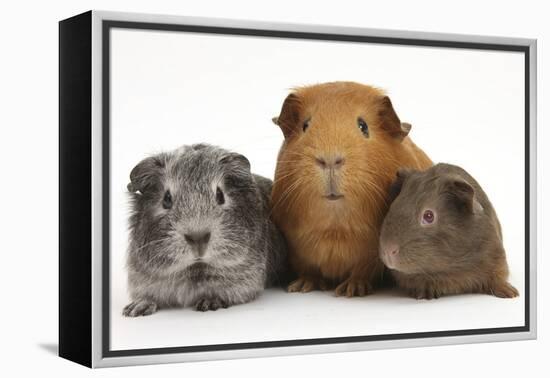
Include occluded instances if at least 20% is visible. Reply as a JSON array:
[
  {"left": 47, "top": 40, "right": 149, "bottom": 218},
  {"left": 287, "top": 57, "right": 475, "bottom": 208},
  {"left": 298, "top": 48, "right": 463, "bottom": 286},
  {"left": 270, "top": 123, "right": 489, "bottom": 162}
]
[
  {"left": 109, "top": 26, "right": 525, "bottom": 350},
  {"left": 0, "top": 0, "right": 547, "bottom": 377}
]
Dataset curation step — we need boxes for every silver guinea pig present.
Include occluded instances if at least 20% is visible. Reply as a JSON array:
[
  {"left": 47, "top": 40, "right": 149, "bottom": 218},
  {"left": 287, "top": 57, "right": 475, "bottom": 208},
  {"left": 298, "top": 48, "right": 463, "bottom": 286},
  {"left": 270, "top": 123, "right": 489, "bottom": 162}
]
[{"left": 123, "top": 144, "right": 288, "bottom": 315}]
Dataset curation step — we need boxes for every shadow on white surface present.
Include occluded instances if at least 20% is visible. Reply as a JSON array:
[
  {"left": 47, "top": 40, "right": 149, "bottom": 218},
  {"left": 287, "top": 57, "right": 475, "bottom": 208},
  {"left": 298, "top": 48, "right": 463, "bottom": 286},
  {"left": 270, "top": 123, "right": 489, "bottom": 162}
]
[{"left": 38, "top": 343, "right": 58, "bottom": 356}]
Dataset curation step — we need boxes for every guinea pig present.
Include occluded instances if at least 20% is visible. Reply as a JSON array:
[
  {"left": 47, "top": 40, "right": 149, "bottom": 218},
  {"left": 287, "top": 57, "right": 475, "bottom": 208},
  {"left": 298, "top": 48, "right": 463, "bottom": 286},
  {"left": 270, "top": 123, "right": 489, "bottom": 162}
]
[
  {"left": 271, "top": 81, "right": 432, "bottom": 297},
  {"left": 123, "top": 144, "right": 288, "bottom": 316},
  {"left": 379, "top": 163, "right": 519, "bottom": 299}
]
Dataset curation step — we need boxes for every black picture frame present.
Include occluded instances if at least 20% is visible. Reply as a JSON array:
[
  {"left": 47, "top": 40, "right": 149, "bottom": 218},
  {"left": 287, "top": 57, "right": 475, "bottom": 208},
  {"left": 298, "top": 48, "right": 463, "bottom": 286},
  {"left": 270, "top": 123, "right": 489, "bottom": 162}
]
[{"left": 59, "top": 10, "right": 537, "bottom": 368}]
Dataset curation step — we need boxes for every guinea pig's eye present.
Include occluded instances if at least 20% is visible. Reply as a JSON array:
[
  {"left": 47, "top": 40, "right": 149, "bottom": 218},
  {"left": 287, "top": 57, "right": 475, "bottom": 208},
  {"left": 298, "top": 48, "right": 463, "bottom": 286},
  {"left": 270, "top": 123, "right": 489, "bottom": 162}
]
[
  {"left": 162, "top": 190, "right": 173, "bottom": 209},
  {"left": 302, "top": 119, "right": 310, "bottom": 132},
  {"left": 216, "top": 187, "right": 225, "bottom": 205},
  {"left": 357, "top": 117, "right": 369, "bottom": 137},
  {"left": 421, "top": 209, "right": 435, "bottom": 225}
]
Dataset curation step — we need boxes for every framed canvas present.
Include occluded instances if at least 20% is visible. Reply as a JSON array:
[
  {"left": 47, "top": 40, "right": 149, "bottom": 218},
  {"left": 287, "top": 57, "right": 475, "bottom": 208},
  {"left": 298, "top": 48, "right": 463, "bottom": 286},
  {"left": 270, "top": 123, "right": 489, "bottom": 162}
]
[{"left": 59, "top": 10, "right": 537, "bottom": 368}]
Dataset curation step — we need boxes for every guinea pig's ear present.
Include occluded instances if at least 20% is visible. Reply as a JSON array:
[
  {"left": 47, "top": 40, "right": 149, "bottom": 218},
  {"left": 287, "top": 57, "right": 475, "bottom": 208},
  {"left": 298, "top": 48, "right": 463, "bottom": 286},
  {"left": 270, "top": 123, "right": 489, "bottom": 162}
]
[
  {"left": 378, "top": 96, "right": 411, "bottom": 141},
  {"left": 274, "top": 93, "right": 302, "bottom": 138},
  {"left": 388, "top": 168, "right": 412, "bottom": 202},
  {"left": 127, "top": 155, "right": 165, "bottom": 193},
  {"left": 219, "top": 152, "right": 251, "bottom": 174},
  {"left": 443, "top": 177, "right": 475, "bottom": 213}
]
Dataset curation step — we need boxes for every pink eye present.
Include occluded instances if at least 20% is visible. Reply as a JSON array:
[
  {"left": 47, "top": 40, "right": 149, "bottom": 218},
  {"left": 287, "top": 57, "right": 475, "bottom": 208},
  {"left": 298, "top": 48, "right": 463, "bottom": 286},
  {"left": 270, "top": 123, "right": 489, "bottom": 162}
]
[{"left": 422, "top": 209, "right": 435, "bottom": 225}]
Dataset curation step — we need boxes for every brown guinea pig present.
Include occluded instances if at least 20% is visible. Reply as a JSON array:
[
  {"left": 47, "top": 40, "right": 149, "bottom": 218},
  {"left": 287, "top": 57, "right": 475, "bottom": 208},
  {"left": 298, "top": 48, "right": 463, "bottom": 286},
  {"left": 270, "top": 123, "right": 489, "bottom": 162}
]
[
  {"left": 379, "top": 163, "right": 519, "bottom": 299},
  {"left": 271, "top": 81, "right": 432, "bottom": 297}
]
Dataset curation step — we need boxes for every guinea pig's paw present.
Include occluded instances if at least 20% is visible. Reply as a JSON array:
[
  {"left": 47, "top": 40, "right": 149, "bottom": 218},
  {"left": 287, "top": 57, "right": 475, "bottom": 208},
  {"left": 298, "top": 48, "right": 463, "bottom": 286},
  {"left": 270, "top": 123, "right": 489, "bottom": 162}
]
[
  {"left": 122, "top": 299, "right": 158, "bottom": 317},
  {"left": 408, "top": 287, "right": 441, "bottom": 300},
  {"left": 335, "top": 278, "right": 373, "bottom": 297},
  {"left": 287, "top": 277, "right": 316, "bottom": 293},
  {"left": 490, "top": 281, "right": 519, "bottom": 298},
  {"left": 194, "top": 297, "right": 229, "bottom": 312}
]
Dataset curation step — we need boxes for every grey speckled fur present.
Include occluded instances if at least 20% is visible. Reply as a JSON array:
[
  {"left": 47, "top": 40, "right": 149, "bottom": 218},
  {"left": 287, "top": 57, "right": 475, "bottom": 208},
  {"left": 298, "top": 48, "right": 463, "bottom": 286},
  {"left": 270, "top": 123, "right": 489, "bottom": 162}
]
[{"left": 123, "top": 144, "right": 288, "bottom": 316}]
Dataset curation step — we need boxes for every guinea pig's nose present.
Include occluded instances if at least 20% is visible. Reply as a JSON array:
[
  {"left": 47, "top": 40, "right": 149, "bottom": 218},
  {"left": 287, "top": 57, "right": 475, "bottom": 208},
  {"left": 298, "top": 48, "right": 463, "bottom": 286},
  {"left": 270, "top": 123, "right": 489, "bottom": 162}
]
[
  {"left": 380, "top": 242, "right": 400, "bottom": 269},
  {"left": 184, "top": 231, "right": 211, "bottom": 246},
  {"left": 385, "top": 246, "right": 399, "bottom": 256},
  {"left": 315, "top": 155, "right": 345, "bottom": 169},
  {"left": 381, "top": 242, "right": 400, "bottom": 258}
]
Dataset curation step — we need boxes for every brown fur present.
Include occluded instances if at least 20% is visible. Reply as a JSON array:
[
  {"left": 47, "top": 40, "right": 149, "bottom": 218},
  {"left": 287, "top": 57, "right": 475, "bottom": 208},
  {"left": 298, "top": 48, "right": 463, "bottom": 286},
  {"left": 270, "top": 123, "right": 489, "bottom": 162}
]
[
  {"left": 271, "top": 82, "right": 432, "bottom": 297},
  {"left": 380, "top": 163, "right": 519, "bottom": 299}
]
